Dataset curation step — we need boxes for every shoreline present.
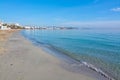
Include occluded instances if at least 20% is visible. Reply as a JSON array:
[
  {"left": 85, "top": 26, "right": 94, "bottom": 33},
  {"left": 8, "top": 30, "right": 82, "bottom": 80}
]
[
  {"left": 21, "top": 31, "right": 114, "bottom": 80},
  {"left": 21, "top": 30, "right": 115, "bottom": 80},
  {"left": 0, "top": 30, "right": 112, "bottom": 80}
]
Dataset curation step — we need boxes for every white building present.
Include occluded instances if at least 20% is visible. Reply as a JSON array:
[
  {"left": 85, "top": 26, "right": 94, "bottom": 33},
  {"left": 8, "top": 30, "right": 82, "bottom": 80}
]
[
  {"left": 0, "top": 23, "right": 3, "bottom": 29},
  {"left": 0, "top": 23, "right": 11, "bottom": 30},
  {"left": 25, "top": 26, "right": 31, "bottom": 29},
  {"left": 0, "top": 26, "right": 11, "bottom": 30},
  {"left": 15, "top": 23, "right": 20, "bottom": 26}
]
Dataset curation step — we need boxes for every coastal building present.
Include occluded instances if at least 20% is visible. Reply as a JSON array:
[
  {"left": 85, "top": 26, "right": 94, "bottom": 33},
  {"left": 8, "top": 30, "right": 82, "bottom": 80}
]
[
  {"left": 0, "top": 23, "right": 2, "bottom": 26},
  {"left": 0, "top": 22, "right": 3, "bottom": 29},
  {"left": 25, "top": 26, "right": 31, "bottom": 29},
  {"left": 15, "top": 23, "right": 20, "bottom": 26},
  {"left": 0, "top": 26, "right": 11, "bottom": 30},
  {"left": 0, "top": 22, "right": 11, "bottom": 30}
]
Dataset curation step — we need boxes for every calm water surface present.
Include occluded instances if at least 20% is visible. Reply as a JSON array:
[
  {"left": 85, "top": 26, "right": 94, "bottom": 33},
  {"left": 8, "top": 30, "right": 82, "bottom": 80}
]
[{"left": 22, "top": 29, "right": 120, "bottom": 80}]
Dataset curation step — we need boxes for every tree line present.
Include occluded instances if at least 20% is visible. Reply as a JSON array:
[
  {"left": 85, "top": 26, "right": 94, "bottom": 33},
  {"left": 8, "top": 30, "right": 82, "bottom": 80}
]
[{"left": 2, "top": 23, "right": 24, "bottom": 29}]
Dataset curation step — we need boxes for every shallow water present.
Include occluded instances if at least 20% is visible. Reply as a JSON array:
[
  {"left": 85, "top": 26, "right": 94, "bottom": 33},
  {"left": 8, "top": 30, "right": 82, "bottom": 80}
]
[{"left": 22, "top": 29, "right": 120, "bottom": 80}]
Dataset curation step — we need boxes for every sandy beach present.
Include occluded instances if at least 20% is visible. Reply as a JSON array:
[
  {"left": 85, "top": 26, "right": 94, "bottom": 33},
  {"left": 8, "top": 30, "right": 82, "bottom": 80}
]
[
  {"left": 0, "top": 30, "right": 109, "bottom": 80},
  {"left": 0, "top": 30, "right": 18, "bottom": 55}
]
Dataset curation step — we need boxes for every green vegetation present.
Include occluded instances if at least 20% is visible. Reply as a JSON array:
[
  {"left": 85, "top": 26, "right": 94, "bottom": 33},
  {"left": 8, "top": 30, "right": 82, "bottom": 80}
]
[{"left": 2, "top": 23, "right": 24, "bottom": 29}]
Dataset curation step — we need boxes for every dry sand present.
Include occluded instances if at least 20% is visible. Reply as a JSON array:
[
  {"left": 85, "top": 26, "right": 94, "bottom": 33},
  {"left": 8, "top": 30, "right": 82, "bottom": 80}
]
[
  {"left": 0, "top": 31, "right": 104, "bottom": 80},
  {"left": 0, "top": 30, "right": 19, "bottom": 55}
]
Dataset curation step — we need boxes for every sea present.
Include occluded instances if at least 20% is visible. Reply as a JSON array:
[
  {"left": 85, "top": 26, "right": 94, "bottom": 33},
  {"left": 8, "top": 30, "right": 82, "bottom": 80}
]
[{"left": 21, "top": 29, "right": 120, "bottom": 80}]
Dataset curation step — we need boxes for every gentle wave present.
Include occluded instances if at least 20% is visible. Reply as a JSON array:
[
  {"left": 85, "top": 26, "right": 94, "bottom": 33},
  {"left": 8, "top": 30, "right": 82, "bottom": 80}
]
[
  {"left": 21, "top": 30, "right": 120, "bottom": 80},
  {"left": 81, "top": 61, "right": 115, "bottom": 80}
]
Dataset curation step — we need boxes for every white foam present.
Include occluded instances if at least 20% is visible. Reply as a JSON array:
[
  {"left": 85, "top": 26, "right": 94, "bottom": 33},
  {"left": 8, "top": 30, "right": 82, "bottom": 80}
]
[{"left": 81, "top": 61, "right": 115, "bottom": 80}]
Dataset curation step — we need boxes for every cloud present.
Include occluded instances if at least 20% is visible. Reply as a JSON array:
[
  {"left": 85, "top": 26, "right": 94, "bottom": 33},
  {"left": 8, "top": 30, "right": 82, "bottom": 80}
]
[
  {"left": 111, "top": 7, "right": 120, "bottom": 12},
  {"left": 61, "top": 21, "right": 120, "bottom": 28}
]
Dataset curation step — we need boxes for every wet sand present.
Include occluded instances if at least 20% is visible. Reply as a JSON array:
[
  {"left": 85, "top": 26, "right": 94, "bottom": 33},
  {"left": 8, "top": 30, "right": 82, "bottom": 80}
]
[{"left": 0, "top": 31, "right": 108, "bottom": 80}]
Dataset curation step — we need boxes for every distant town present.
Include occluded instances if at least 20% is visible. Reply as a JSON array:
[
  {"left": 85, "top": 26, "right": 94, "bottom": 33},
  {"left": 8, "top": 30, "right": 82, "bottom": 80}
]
[
  {"left": 0, "top": 21, "right": 78, "bottom": 30},
  {"left": 24, "top": 26, "right": 78, "bottom": 30}
]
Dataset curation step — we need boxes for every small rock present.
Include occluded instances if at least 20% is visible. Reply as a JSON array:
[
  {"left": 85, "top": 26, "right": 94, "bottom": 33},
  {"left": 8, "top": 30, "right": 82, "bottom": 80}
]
[{"left": 10, "top": 64, "right": 13, "bottom": 66}]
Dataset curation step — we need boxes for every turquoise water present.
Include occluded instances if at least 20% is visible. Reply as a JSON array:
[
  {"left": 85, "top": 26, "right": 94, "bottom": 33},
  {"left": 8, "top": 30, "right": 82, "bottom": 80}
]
[{"left": 22, "top": 29, "right": 120, "bottom": 80}]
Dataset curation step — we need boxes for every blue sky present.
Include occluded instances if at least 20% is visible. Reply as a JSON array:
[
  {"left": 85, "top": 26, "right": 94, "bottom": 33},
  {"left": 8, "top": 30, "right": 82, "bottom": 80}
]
[{"left": 0, "top": 0, "right": 120, "bottom": 27}]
